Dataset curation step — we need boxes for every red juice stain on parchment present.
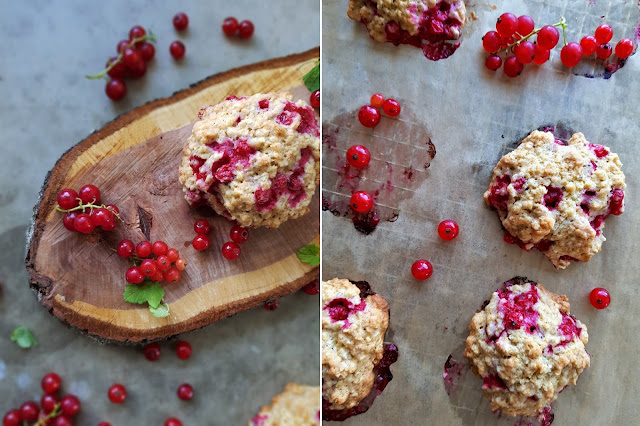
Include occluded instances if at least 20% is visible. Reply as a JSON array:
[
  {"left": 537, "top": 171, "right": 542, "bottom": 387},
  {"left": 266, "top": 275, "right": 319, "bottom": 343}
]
[
  {"left": 322, "top": 111, "right": 436, "bottom": 235},
  {"left": 443, "top": 354, "right": 467, "bottom": 397}
]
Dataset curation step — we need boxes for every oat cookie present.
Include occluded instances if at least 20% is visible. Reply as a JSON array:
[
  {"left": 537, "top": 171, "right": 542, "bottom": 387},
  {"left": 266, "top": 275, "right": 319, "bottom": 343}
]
[
  {"left": 179, "top": 92, "right": 320, "bottom": 228},
  {"left": 484, "top": 130, "right": 626, "bottom": 269},
  {"left": 464, "top": 277, "right": 590, "bottom": 417},
  {"left": 249, "top": 383, "right": 320, "bottom": 426},
  {"left": 322, "top": 278, "right": 389, "bottom": 410}
]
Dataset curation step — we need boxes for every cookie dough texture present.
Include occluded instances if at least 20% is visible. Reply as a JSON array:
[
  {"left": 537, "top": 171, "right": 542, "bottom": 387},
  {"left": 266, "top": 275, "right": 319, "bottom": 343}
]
[
  {"left": 249, "top": 383, "right": 320, "bottom": 426},
  {"left": 322, "top": 278, "right": 389, "bottom": 410},
  {"left": 484, "top": 130, "right": 626, "bottom": 268},
  {"left": 464, "top": 277, "right": 590, "bottom": 417},
  {"left": 179, "top": 92, "right": 320, "bottom": 228},
  {"left": 347, "top": 0, "right": 466, "bottom": 42}
]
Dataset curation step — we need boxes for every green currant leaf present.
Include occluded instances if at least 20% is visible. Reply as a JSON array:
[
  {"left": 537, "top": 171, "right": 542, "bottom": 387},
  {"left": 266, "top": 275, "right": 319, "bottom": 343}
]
[
  {"left": 123, "top": 281, "right": 164, "bottom": 309},
  {"left": 149, "top": 302, "right": 170, "bottom": 318},
  {"left": 302, "top": 61, "right": 320, "bottom": 93},
  {"left": 10, "top": 326, "right": 37, "bottom": 349},
  {"left": 296, "top": 244, "right": 320, "bottom": 267}
]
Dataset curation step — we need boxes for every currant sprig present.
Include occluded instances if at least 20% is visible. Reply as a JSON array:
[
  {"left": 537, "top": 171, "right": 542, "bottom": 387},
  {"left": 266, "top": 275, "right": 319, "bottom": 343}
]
[
  {"left": 85, "top": 31, "right": 157, "bottom": 80},
  {"left": 55, "top": 200, "right": 120, "bottom": 219},
  {"left": 497, "top": 17, "right": 567, "bottom": 54},
  {"left": 34, "top": 403, "right": 61, "bottom": 426}
]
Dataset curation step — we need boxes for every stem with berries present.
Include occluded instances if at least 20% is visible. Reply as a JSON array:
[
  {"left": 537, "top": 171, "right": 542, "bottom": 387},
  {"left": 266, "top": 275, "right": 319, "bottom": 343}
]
[{"left": 86, "top": 31, "right": 156, "bottom": 80}]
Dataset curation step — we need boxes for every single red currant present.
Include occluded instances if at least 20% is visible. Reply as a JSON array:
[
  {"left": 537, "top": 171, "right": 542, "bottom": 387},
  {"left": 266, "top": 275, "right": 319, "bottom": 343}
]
[
  {"left": 350, "top": 191, "right": 374, "bottom": 213},
  {"left": 106, "top": 79, "right": 127, "bottom": 101},
  {"left": 57, "top": 189, "right": 79, "bottom": 210},
  {"left": 561, "top": 42, "right": 583, "bottom": 67},
  {"left": 156, "top": 255, "right": 171, "bottom": 271},
  {"left": 165, "top": 418, "right": 183, "bottom": 426},
  {"left": 580, "top": 35, "right": 598, "bottom": 56},
  {"left": 485, "top": 54, "right": 503, "bottom": 70},
  {"left": 19, "top": 401, "right": 39, "bottom": 422},
  {"left": 346, "top": 145, "right": 371, "bottom": 168},
  {"left": 175, "top": 258, "right": 187, "bottom": 271},
  {"left": 116, "top": 39, "right": 130, "bottom": 54},
  {"left": 596, "top": 43, "right": 612, "bottom": 60},
  {"left": 106, "top": 57, "right": 127, "bottom": 79},
  {"left": 503, "top": 56, "right": 524, "bottom": 78},
  {"left": 60, "top": 394, "right": 81, "bottom": 416},
  {"left": 167, "top": 248, "right": 180, "bottom": 262},
  {"left": 140, "top": 259, "right": 158, "bottom": 277},
  {"left": 176, "top": 341, "right": 192, "bottom": 360},
  {"left": 532, "top": 45, "right": 551, "bottom": 65},
  {"left": 108, "top": 384, "right": 127, "bottom": 404},
  {"left": 63, "top": 211, "right": 78, "bottom": 232},
  {"left": 138, "top": 42, "right": 156, "bottom": 61},
  {"left": 301, "top": 279, "right": 319, "bottom": 295},
  {"left": 589, "top": 287, "right": 611, "bottom": 309},
  {"left": 41, "top": 394, "right": 59, "bottom": 414},
  {"left": 152, "top": 241, "right": 168, "bottom": 256},
  {"left": 116, "top": 240, "right": 134, "bottom": 258},
  {"left": 98, "top": 422, "right": 112, "bottom": 426},
  {"left": 129, "top": 25, "right": 146, "bottom": 41},
  {"left": 437, "top": 220, "right": 459, "bottom": 241},
  {"left": 358, "top": 105, "right": 381, "bottom": 128},
  {"left": 177, "top": 383, "right": 194, "bottom": 401},
  {"left": 537, "top": 25, "right": 560, "bottom": 50},
  {"left": 126, "top": 266, "right": 145, "bottom": 284},
  {"left": 170, "top": 41, "right": 186, "bottom": 59},
  {"left": 382, "top": 99, "right": 401, "bottom": 117},
  {"left": 370, "top": 93, "right": 385, "bottom": 108},
  {"left": 513, "top": 41, "right": 535, "bottom": 64},
  {"left": 264, "top": 300, "right": 280, "bottom": 311},
  {"left": 78, "top": 184, "right": 100, "bottom": 204},
  {"left": 482, "top": 31, "right": 502, "bottom": 53},
  {"left": 230, "top": 225, "right": 249, "bottom": 243},
  {"left": 122, "top": 48, "right": 143, "bottom": 69},
  {"left": 151, "top": 271, "right": 165, "bottom": 283},
  {"left": 594, "top": 24, "right": 613, "bottom": 44},
  {"left": 516, "top": 15, "right": 535, "bottom": 36},
  {"left": 222, "top": 242, "right": 241, "bottom": 260},
  {"left": 74, "top": 213, "right": 95, "bottom": 234},
  {"left": 91, "top": 208, "right": 115, "bottom": 228},
  {"left": 128, "top": 59, "right": 147, "bottom": 79},
  {"left": 136, "top": 241, "right": 153, "bottom": 258},
  {"left": 615, "top": 38, "right": 634, "bottom": 59},
  {"left": 411, "top": 259, "right": 433, "bottom": 280},
  {"left": 143, "top": 342, "right": 161, "bottom": 361},
  {"left": 54, "top": 416, "right": 73, "bottom": 426},
  {"left": 496, "top": 13, "right": 518, "bottom": 37},
  {"left": 42, "top": 372, "right": 62, "bottom": 393},
  {"left": 310, "top": 90, "right": 320, "bottom": 109},
  {"left": 173, "top": 12, "right": 189, "bottom": 31},
  {"left": 2, "top": 410, "right": 21, "bottom": 426},
  {"left": 164, "top": 267, "right": 181, "bottom": 283},
  {"left": 238, "top": 20, "right": 255, "bottom": 39},
  {"left": 222, "top": 17, "right": 239, "bottom": 36},
  {"left": 193, "top": 235, "right": 210, "bottom": 251},
  {"left": 194, "top": 219, "right": 210, "bottom": 234}
]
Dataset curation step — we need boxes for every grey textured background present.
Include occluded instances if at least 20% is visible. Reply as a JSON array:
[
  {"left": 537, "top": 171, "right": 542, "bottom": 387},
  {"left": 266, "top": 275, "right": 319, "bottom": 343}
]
[
  {"left": 322, "top": 0, "right": 639, "bottom": 425},
  {"left": 0, "top": 1, "right": 319, "bottom": 424}
]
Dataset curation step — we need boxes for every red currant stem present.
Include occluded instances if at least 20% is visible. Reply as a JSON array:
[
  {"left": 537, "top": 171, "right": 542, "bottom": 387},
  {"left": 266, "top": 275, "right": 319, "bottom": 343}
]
[
  {"left": 85, "top": 31, "right": 157, "bottom": 80},
  {"left": 497, "top": 17, "right": 567, "bottom": 53},
  {"left": 56, "top": 202, "right": 122, "bottom": 222},
  {"left": 35, "top": 403, "right": 61, "bottom": 426}
]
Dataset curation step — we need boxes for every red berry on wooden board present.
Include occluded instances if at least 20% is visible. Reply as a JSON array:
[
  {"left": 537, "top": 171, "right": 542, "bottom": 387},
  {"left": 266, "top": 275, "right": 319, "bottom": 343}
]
[
  {"left": 152, "top": 241, "right": 169, "bottom": 256},
  {"left": 230, "top": 225, "right": 249, "bottom": 243},
  {"left": 170, "top": 41, "right": 186, "bottom": 59},
  {"left": 173, "top": 12, "right": 189, "bottom": 31},
  {"left": 74, "top": 213, "right": 95, "bottom": 234},
  {"left": 136, "top": 241, "right": 153, "bottom": 258},
  {"left": 411, "top": 259, "right": 433, "bottom": 280},
  {"left": 164, "top": 267, "right": 181, "bottom": 283},
  {"left": 615, "top": 38, "right": 634, "bottom": 59},
  {"left": 176, "top": 341, "right": 192, "bottom": 360},
  {"left": 143, "top": 342, "right": 161, "bottom": 361},
  {"left": 346, "top": 145, "right": 371, "bottom": 168},
  {"left": 63, "top": 211, "right": 78, "bottom": 232},
  {"left": 222, "top": 17, "right": 239, "bottom": 36},
  {"left": 594, "top": 24, "right": 613, "bottom": 44},
  {"left": 358, "top": 105, "right": 381, "bottom": 128},
  {"left": 57, "top": 188, "right": 79, "bottom": 210},
  {"left": 193, "top": 235, "right": 210, "bottom": 251},
  {"left": 175, "top": 258, "right": 187, "bottom": 271},
  {"left": 370, "top": 93, "right": 385, "bottom": 108},
  {"left": 167, "top": 248, "right": 180, "bottom": 262},
  {"left": 382, "top": 98, "right": 401, "bottom": 117},
  {"left": 437, "top": 220, "right": 459, "bottom": 241},
  {"left": 125, "top": 266, "right": 145, "bottom": 284},
  {"left": 589, "top": 287, "right": 611, "bottom": 309},
  {"left": 350, "top": 191, "right": 374, "bottom": 213},
  {"left": 108, "top": 384, "right": 127, "bottom": 404},
  {"left": 238, "top": 20, "right": 255, "bottom": 39},
  {"left": 310, "top": 90, "right": 320, "bottom": 109},
  {"left": 78, "top": 184, "right": 101, "bottom": 204},
  {"left": 156, "top": 255, "right": 171, "bottom": 271},
  {"left": 194, "top": 219, "right": 210, "bottom": 234},
  {"left": 140, "top": 259, "right": 158, "bottom": 277},
  {"left": 222, "top": 242, "right": 241, "bottom": 260}
]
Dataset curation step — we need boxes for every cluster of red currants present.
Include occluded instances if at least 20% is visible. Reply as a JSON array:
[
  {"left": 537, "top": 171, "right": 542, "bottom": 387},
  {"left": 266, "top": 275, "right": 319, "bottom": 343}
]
[
  {"left": 3, "top": 372, "right": 82, "bottom": 426},
  {"left": 56, "top": 185, "right": 120, "bottom": 234},
  {"left": 192, "top": 219, "right": 249, "bottom": 261},
  {"left": 222, "top": 17, "right": 255, "bottom": 38},
  {"left": 578, "top": 24, "right": 634, "bottom": 61},
  {"left": 357, "top": 93, "right": 401, "bottom": 128},
  {"left": 117, "top": 239, "right": 186, "bottom": 284}
]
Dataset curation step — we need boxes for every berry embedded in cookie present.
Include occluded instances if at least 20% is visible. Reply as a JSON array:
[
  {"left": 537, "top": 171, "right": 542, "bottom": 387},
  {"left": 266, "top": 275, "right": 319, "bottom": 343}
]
[
  {"left": 249, "top": 383, "right": 320, "bottom": 426},
  {"left": 464, "top": 277, "right": 590, "bottom": 418},
  {"left": 322, "top": 279, "right": 397, "bottom": 421},
  {"left": 484, "top": 130, "right": 626, "bottom": 269},
  {"left": 178, "top": 92, "right": 320, "bottom": 229},
  {"left": 347, "top": 0, "right": 467, "bottom": 60}
]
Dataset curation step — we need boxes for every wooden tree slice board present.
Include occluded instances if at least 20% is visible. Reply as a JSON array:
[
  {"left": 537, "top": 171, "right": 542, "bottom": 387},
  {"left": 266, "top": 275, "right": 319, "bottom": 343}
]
[{"left": 25, "top": 48, "right": 320, "bottom": 343}]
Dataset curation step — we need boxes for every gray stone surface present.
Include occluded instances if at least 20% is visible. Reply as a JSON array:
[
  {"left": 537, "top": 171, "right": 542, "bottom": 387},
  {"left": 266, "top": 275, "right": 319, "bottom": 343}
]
[{"left": 0, "top": 1, "right": 319, "bottom": 424}]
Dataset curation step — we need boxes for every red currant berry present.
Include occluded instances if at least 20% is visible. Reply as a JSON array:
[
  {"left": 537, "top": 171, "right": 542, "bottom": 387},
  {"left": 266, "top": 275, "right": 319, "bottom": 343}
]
[
  {"left": 165, "top": 418, "right": 182, "bottom": 426},
  {"left": 370, "top": 93, "right": 385, "bottom": 108},
  {"left": 173, "top": 12, "right": 189, "bottom": 31},
  {"left": 615, "top": 38, "right": 634, "bottom": 59},
  {"left": 194, "top": 219, "right": 210, "bottom": 234},
  {"left": 596, "top": 43, "right": 612, "bottom": 60},
  {"left": 41, "top": 394, "right": 59, "bottom": 414},
  {"left": 60, "top": 394, "right": 81, "bottom": 416},
  {"left": 19, "top": 401, "right": 39, "bottom": 422},
  {"left": 152, "top": 241, "right": 168, "bottom": 256},
  {"left": 382, "top": 98, "right": 401, "bottom": 117},
  {"left": 108, "top": 384, "right": 127, "bottom": 404},
  {"left": 482, "top": 31, "right": 502, "bottom": 53},
  {"left": 151, "top": 271, "right": 165, "bottom": 283},
  {"left": 91, "top": 208, "right": 114, "bottom": 228},
  {"left": 514, "top": 41, "right": 535, "bottom": 64},
  {"left": 516, "top": 15, "right": 535, "bottom": 36},
  {"left": 74, "top": 213, "right": 95, "bottom": 234},
  {"left": 350, "top": 191, "right": 374, "bottom": 213},
  {"left": 499, "top": 34, "right": 514, "bottom": 49},
  {"left": 98, "top": 422, "right": 111, "bottom": 426},
  {"left": 496, "top": 13, "right": 518, "bottom": 37},
  {"left": 105, "top": 79, "right": 126, "bottom": 101},
  {"left": 122, "top": 48, "right": 143, "bottom": 69},
  {"left": 126, "top": 266, "right": 145, "bottom": 284},
  {"left": 138, "top": 42, "right": 156, "bottom": 61},
  {"left": 105, "top": 204, "right": 119, "bottom": 215},
  {"left": 358, "top": 105, "right": 381, "bottom": 128},
  {"left": 580, "top": 35, "right": 598, "bottom": 56},
  {"left": 164, "top": 267, "right": 181, "bottom": 283},
  {"left": 78, "top": 184, "right": 100, "bottom": 204},
  {"left": 230, "top": 225, "right": 249, "bottom": 243},
  {"left": 594, "top": 24, "right": 613, "bottom": 44},
  {"left": 170, "top": 41, "right": 186, "bottom": 59},
  {"left": 175, "top": 258, "right": 187, "bottom": 271},
  {"left": 156, "top": 255, "right": 171, "bottom": 271},
  {"left": 503, "top": 56, "right": 524, "bottom": 77},
  {"left": 42, "top": 372, "right": 62, "bottom": 393},
  {"left": 106, "top": 57, "right": 127, "bottom": 79},
  {"left": 136, "top": 241, "right": 153, "bottom": 258},
  {"left": 301, "top": 279, "right": 319, "bottom": 295},
  {"left": 176, "top": 341, "right": 192, "bottom": 360},
  {"left": 57, "top": 189, "right": 79, "bottom": 210},
  {"left": 2, "top": 410, "right": 21, "bottom": 426},
  {"left": 310, "top": 90, "right": 320, "bottom": 109},
  {"left": 128, "top": 59, "right": 147, "bottom": 79},
  {"left": 437, "top": 220, "right": 459, "bottom": 241},
  {"left": 143, "top": 342, "right": 161, "bottom": 361},
  {"left": 485, "top": 54, "right": 503, "bottom": 70},
  {"left": 177, "top": 383, "right": 194, "bottom": 401},
  {"left": 537, "top": 25, "right": 560, "bottom": 50},
  {"left": 54, "top": 416, "right": 73, "bottom": 426},
  {"left": 63, "top": 211, "right": 78, "bottom": 232},
  {"left": 561, "top": 42, "right": 583, "bottom": 67},
  {"left": 116, "top": 39, "right": 130, "bottom": 53},
  {"left": 222, "top": 17, "right": 239, "bottom": 36},
  {"left": 192, "top": 235, "right": 210, "bottom": 251},
  {"left": 532, "top": 44, "right": 551, "bottom": 65},
  {"left": 167, "top": 248, "right": 180, "bottom": 262},
  {"left": 411, "top": 259, "right": 433, "bottom": 280},
  {"left": 222, "top": 242, "right": 241, "bottom": 260},
  {"left": 264, "top": 300, "right": 280, "bottom": 311},
  {"left": 589, "top": 287, "right": 611, "bottom": 309},
  {"left": 140, "top": 259, "right": 158, "bottom": 277},
  {"left": 238, "top": 20, "right": 255, "bottom": 39},
  {"left": 129, "top": 25, "right": 146, "bottom": 41},
  {"left": 117, "top": 240, "right": 135, "bottom": 258},
  {"left": 346, "top": 145, "right": 371, "bottom": 168}
]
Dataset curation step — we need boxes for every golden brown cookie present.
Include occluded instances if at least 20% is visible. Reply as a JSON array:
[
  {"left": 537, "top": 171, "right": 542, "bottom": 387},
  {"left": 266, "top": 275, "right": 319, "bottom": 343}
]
[{"left": 249, "top": 383, "right": 320, "bottom": 426}]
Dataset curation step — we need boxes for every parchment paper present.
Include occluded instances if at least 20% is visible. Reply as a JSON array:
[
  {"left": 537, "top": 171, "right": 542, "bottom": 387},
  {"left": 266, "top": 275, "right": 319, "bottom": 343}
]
[{"left": 322, "top": 1, "right": 640, "bottom": 424}]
